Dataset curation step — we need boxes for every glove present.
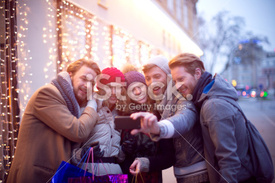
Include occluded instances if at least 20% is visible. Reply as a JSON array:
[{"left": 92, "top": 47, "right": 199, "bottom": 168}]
[
  {"left": 121, "top": 138, "right": 137, "bottom": 154},
  {"left": 87, "top": 98, "right": 97, "bottom": 111},
  {"left": 81, "top": 142, "right": 104, "bottom": 160},
  {"left": 136, "top": 157, "right": 150, "bottom": 172},
  {"left": 129, "top": 157, "right": 150, "bottom": 175}
]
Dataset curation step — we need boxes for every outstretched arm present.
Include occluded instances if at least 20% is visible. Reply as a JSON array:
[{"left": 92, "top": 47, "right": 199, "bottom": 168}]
[
  {"left": 130, "top": 112, "right": 160, "bottom": 135},
  {"left": 130, "top": 100, "right": 198, "bottom": 140}
]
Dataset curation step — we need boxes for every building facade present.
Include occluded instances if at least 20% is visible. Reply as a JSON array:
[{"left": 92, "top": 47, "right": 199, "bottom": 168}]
[
  {"left": 222, "top": 40, "right": 265, "bottom": 90},
  {"left": 155, "top": 0, "right": 198, "bottom": 39},
  {"left": 259, "top": 52, "right": 275, "bottom": 91}
]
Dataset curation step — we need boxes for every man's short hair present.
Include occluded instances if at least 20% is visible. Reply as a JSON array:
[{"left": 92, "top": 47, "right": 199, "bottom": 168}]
[
  {"left": 67, "top": 59, "right": 101, "bottom": 76},
  {"left": 142, "top": 64, "right": 157, "bottom": 74},
  {"left": 169, "top": 53, "right": 205, "bottom": 75}
]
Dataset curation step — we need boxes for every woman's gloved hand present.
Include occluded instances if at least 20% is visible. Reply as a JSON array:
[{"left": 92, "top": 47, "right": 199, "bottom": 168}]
[
  {"left": 121, "top": 138, "right": 137, "bottom": 154},
  {"left": 81, "top": 141, "right": 104, "bottom": 159},
  {"left": 129, "top": 158, "right": 150, "bottom": 175}
]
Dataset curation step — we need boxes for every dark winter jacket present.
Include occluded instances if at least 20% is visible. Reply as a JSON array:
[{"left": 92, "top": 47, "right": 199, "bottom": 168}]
[
  {"left": 119, "top": 101, "right": 175, "bottom": 183},
  {"left": 153, "top": 82, "right": 208, "bottom": 182},
  {"left": 196, "top": 73, "right": 252, "bottom": 183}
]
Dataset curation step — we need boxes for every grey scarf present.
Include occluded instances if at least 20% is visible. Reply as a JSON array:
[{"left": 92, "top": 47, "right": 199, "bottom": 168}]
[{"left": 52, "top": 72, "right": 80, "bottom": 118}]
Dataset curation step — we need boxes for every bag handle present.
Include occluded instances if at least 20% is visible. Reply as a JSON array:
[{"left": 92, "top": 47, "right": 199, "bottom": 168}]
[
  {"left": 84, "top": 147, "right": 94, "bottom": 180},
  {"left": 99, "top": 159, "right": 109, "bottom": 175},
  {"left": 131, "top": 172, "right": 144, "bottom": 183},
  {"left": 78, "top": 146, "right": 110, "bottom": 178}
]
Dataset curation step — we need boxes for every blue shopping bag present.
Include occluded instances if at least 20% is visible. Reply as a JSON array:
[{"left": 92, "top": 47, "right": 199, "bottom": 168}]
[{"left": 51, "top": 161, "right": 93, "bottom": 183}]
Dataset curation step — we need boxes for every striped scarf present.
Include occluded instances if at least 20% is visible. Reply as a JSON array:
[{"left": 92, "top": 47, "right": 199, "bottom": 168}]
[{"left": 52, "top": 72, "right": 80, "bottom": 118}]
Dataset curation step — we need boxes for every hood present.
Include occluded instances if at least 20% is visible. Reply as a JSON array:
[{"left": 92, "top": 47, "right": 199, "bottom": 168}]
[{"left": 199, "top": 74, "right": 238, "bottom": 103}]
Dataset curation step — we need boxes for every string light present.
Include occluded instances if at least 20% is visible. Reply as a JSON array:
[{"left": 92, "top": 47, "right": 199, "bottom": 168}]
[
  {"left": 90, "top": 17, "right": 112, "bottom": 68},
  {"left": 17, "top": 0, "right": 33, "bottom": 113},
  {"left": 1, "top": 0, "right": 20, "bottom": 180},
  {"left": 43, "top": 0, "right": 164, "bottom": 72}
]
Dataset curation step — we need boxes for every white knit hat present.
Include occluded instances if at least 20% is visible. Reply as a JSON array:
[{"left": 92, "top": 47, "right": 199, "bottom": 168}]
[{"left": 145, "top": 55, "right": 171, "bottom": 75}]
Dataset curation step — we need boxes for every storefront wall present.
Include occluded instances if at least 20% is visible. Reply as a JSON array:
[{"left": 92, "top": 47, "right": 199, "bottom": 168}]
[{"left": 17, "top": 0, "right": 202, "bottom": 115}]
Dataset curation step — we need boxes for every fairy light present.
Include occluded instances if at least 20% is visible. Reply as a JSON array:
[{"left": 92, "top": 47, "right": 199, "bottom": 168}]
[
  {"left": 17, "top": 1, "right": 33, "bottom": 114},
  {"left": 91, "top": 17, "right": 99, "bottom": 62},
  {"left": 102, "top": 25, "right": 112, "bottom": 67},
  {"left": 112, "top": 26, "right": 142, "bottom": 70},
  {"left": 90, "top": 17, "right": 112, "bottom": 68},
  {"left": 44, "top": 0, "right": 57, "bottom": 83},
  {"left": 139, "top": 41, "right": 151, "bottom": 66},
  {"left": 44, "top": 0, "right": 160, "bottom": 72},
  {"left": 55, "top": 0, "right": 94, "bottom": 71},
  {"left": 0, "top": 0, "right": 20, "bottom": 179}
]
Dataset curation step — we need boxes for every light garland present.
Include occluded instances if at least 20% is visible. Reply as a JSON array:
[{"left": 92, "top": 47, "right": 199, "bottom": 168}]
[
  {"left": 17, "top": 1, "right": 33, "bottom": 114},
  {"left": 139, "top": 41, "right": 151, "bottom": 66},
  {"left": 90, "top": 17, "right": 112, "bottom": 68},
  {"left": 57, "top": 0, "right": 91, "bottom": 71},
  {"left": 111, "top": 26, "right": 155, "bottom": 70},
  {"left": 0, "top": 0, "right": 20, "bottom": 180},
  {"left": 44, "top": 0, "right": 158, "bottom": 72},
  {"left": 43, "top": 0, "right": 57, "bottom": 82}
]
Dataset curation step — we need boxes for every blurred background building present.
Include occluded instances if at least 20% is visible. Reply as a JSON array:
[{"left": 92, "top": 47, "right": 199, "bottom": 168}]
[{"left": 221, "top": 39, "right": 275, "bottom": 98}]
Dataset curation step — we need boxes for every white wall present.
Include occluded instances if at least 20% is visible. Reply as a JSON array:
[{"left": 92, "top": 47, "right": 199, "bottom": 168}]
[
  {"left": 73, "top": 0, "right": 163, "bottom": 48},
  {"left": 71, "top": 0, "right": 202, "bottom": 56}
]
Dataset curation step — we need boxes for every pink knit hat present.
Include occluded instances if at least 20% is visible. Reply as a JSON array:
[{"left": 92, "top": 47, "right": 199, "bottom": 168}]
[
  {"left": 124, "top": 71, "right": 146, "bottom": 87},
  {"left": 100, "top": 67, "right": 125, "bottom": 85}
]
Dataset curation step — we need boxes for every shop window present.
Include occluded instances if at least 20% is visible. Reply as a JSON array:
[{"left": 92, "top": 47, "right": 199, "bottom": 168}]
[
  {"left": 167, "top": 0, "right": 174, "bottom": 14},
  {"left": 111, "top": 26, "right": 140, "bottom": 70},
  {"left": 184, "top": 0, "right": 189, "bottom": 29},
  {"left": 56, "top": 0, "right": 112, "bottom": 71},
  {"left": 56, "top": 0, "right": 93, "bottom": 71},
  {"left": 176, "top": 0, "right": 182, "bottom": 22}
]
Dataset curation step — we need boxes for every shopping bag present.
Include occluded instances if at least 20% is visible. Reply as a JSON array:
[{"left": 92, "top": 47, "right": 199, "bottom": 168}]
[
  {"left": 68, "top": 147, "right": 128, "bottom": 183},
  {"left": 51, "top": 161, "right": 93, "bottom": 183},
  {"left": 68, "top": 175, "right": 111, "bottom": 183},
  {"left": 68, "top": 174, "right": 128, "bottom": 183},
  {"left": 51, "top": 146, "right": 95, "bottom": 183},
  {"left": 108, "top": 174, "right": 128, "bottom": 183}
]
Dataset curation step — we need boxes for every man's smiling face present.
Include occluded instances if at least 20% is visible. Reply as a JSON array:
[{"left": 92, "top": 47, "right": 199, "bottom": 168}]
[
  {"left": 144, "top": 66, "right": 168, "bottom": 97},
  {"left": 70, "top": 65, "right": 97, "bottom": 106},
  {"left": 171, "top": 66, "right": 199, "bottom": 98}
]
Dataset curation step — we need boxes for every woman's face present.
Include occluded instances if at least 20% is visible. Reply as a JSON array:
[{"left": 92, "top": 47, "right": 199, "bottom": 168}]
[
  {"left": 108, "top": 84, "right": 119, "bottom": 106},
  {"left": 128, "top": 82, "right": 147, "bottom": 104}
]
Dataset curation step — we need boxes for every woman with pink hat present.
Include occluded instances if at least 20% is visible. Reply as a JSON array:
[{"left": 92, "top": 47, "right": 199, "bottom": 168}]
[{"left": 72, "top": 67, "right": 127, "bottom": 176}]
